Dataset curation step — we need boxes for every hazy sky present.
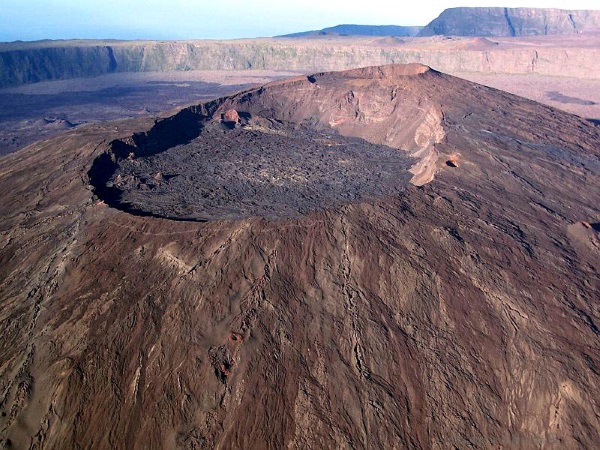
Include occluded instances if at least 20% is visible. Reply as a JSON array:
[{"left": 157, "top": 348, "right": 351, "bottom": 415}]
[{"left": 1, "top": 1, "right": 599, "bottom": 41}]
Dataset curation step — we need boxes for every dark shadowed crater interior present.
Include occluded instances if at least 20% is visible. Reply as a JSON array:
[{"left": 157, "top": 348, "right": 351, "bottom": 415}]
[{"left": 107, "top": 121, "right": 414, "bottom": 220}]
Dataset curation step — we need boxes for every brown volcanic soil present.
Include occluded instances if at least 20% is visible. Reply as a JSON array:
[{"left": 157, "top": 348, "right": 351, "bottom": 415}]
[{"left": 1, "top": 64, "right": 600, "bottom": 449}]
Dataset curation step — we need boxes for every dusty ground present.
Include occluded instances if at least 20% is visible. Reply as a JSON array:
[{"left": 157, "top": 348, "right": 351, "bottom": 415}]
[
  {"left": 0, "top": 70, "right": 300, "bottom": 156},
  {"left": 1, "top": 64, "right": 599, "bottom": 449},
  {"left": 455, "top": 72, "right": 600, "bottom": 121}
]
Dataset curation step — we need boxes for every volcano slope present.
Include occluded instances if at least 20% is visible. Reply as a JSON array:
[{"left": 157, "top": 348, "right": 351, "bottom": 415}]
[{"left": 0, "top": 63, "right": 599, "bottom": 449}]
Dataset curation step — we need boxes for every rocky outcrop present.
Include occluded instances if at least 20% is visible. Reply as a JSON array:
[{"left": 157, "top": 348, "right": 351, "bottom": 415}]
[
  {"left": 419, "top": 7, "right": 600, "bottom": 37},
  {"left": 222, "top": 109, "right": 240, "bottom": 124}
]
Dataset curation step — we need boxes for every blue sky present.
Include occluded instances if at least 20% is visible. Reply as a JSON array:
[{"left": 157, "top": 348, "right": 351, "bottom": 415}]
[{"left": 1, "top": 1, "right": 599, "bottom": 41}]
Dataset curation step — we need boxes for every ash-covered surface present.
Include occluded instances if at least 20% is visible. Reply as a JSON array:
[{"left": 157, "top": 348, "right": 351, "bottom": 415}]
[
  {"left": 109, "top": 122, "right": 413, "bottom": 220},
  {"left": 0, "top": 80, "right": 251, "bottom": 156}
]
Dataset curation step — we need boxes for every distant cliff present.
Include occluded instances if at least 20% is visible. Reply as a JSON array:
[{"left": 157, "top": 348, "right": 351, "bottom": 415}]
[
  {"left": 280, "top": 24, "right": 422, "bottom": 38},
  {"left": 419, "top": 7, "right": 600, "bottom": 37},
  {"left": 0, "top": 45, "right": 118, "bottom": 87},
  {"left": 1, "top": 37, "right": 600, "bottom": 88}
]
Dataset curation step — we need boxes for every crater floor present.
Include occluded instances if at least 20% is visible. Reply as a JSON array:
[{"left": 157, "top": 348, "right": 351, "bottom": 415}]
[{"left": 109, "top": 121, "right": 413, "bottom": 220}]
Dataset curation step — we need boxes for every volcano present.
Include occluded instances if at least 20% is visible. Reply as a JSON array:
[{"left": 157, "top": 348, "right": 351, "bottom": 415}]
[{"left": 0, "top": 64, "right": 599, "bottom": 449}]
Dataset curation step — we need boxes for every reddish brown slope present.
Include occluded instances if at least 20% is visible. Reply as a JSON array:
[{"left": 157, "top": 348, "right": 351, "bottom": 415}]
[
  {"left": 213, "top": 64, "right": 443, "bottom": 186},
  {"left": 0, "top": 64, "right": 599, "bottom": 449}
]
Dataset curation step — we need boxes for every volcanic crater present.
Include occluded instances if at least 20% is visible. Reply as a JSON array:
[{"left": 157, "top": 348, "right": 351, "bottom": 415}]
[
  {"left": 107, "top": 122, "right": 412, "bottom": 220},
  {"left": 2, "top": 63, "right": 600, "bottom": 449},
  {"left": 89, "top": 63, "right": 444, "bottom": 220}
]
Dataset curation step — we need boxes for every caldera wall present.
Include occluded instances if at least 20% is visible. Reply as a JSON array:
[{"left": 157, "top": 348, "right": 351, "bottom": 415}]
[{"left": 1, "top": 37, "right": 600, "bottom": 88}]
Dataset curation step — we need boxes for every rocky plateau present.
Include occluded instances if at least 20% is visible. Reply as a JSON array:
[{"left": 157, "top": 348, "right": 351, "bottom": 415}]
[
  {"left": 2, "top": 33, "right": 600, "bottom": 89},
  {"left": 418, "top": 7, "right": 600, "bottom": 37}
]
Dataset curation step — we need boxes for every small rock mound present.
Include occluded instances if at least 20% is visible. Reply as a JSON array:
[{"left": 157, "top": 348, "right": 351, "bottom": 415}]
[
  {"left": 446, "top": 155, "right": 459, "bottom": 167},
  {"left": 222, "top": 109, "right": 240, "bottom": 125}
]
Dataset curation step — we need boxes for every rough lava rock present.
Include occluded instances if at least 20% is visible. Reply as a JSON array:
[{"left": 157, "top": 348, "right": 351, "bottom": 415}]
[{"left": 0, "top": 64, "right": 599, "bottom": 449}]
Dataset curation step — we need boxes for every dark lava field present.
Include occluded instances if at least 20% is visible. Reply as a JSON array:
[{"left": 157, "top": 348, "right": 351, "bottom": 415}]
[{"left": 109, "top": 121, "right": 412, "bottom": 220}]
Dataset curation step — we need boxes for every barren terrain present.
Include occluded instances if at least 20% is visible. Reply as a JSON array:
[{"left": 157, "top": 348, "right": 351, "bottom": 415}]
[
  {"left": 0, "top": 70, "right": 300, "bottom": 155},
  {"left": 2, "top": 69, "right": 598, "bottom": 157},
  {"left": 2, "top": 34, "right": 600, "bottom": 157},
  {"left": 0, "top": 63, "right": 598, "bottom": 449}
]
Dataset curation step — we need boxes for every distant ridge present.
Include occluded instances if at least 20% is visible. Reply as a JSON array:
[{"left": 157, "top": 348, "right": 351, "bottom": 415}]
[
  {"left": 2, "top": 38, "right": 600, "bottom": 88},
  {"left": 279, "top": 24, "right": 422, "bottom": 38},
  {"left": 418, "top": 7, "right": 600, "bottom": 37}
]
